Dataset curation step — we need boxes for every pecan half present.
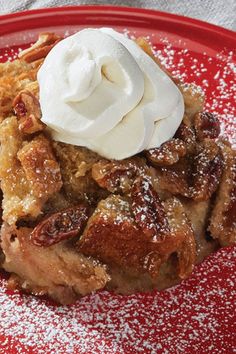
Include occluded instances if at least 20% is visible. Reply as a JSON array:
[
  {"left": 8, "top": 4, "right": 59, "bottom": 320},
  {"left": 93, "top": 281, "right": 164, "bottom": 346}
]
[
  {"left": 30, "top": 205, "right": 90, "bottom": 247},
  {"left": 131, "top": 177, "right": 169, "bottom": 239},
  {"left": 156, "top": 157, "right": 193, "bottom": 198},
  {"left": 152, "top": 139, "right": 223, "bottom": 201},
  {"left": 146, "top": 138, "right": 186, "bottom": 166},
  {"left": 194, "top": 112, "right": 221, "bottom": 141},
  {"left": 13, "top": 90, "right": 44, "bottom": 134},
  {"left": 92, "top": 157, "right": 146, "bottom": 194},
  {"left": 191, "top": 140, "right": 223, "bottom": 201},
  {"left": 19, "top": 32, "right": 61, "bottom": 63},
  {"left": 174, "top": 120, "right": 196, "bottom": 154}
]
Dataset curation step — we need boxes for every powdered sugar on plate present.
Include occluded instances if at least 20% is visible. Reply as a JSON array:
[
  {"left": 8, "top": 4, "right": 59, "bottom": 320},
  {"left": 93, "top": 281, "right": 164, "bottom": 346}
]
[
  {"left": 0, "top": 246, "right": 235, "bottom": 354},
  {"left": 151, "top": 39, "right": 236, "bottom": 147}
]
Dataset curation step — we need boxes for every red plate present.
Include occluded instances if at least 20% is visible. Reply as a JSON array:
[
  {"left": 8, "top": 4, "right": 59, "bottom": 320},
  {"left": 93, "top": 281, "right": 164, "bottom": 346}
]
[{"left": 0, "top": 6, "right": 235, "bottom": 354}]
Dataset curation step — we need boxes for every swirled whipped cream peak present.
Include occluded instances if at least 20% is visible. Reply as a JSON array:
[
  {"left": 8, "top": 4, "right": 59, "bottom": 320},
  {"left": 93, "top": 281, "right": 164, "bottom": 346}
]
[{"left": 38, "top": 28, "right": 184, "bottom": 160}]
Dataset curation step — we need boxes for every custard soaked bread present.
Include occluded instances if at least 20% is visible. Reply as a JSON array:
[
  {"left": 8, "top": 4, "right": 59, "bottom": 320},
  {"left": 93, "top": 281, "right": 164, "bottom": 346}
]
[{"left": 0, "top": 31, "right": 235, "bottom": 304}]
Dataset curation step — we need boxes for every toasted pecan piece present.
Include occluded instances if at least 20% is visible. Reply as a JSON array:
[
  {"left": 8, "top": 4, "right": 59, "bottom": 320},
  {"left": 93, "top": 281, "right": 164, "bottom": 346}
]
[
  {"left": 17, "top": 134, "right": 62, "bottom": 198},
  {"left": 191, "top": 139, "right": 223, "bottom": 201},
  {"left": 13, "top": 90, "right": 44, "bottom": 134},
  {"left": 131, "top": 177, "right": 169, "bottom": 239},
  {"left": 155, "top": 157, "right": 192, "bottom": 198},
  {"left": 146, "top": 138, "right": 186, "bottom": 166},
  {"left": 153, "top": 139, "right": 223, "bottom": 201},
  {"left": 92, "top": 157, "right": 146, "bottom": 194},
  {"left": 209, "top": 143, "right": 236, "bottom": 246},
  {"left": 31, "top": 205, "right": 90, "bottom": 247},
  {"left": 19, "top": 32, "right": 61, "bottom": 63},
  {"left": 174, "top": 115, "right": 197, "bottom": 154},
  {"left": 194, "top": 112, "right": 221, "bottom": 141}
]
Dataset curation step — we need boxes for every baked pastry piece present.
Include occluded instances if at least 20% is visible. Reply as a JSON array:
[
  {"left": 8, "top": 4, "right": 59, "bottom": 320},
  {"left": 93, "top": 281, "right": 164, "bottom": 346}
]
[
  {"left": 0, "top": 33, "right": 235, "bottom": 304},
  {"left": 208, "top": 141, "right": 236, "bottom": 246},
  {"left": 1, "top": 224, "right": 109, "bottom": 304}
]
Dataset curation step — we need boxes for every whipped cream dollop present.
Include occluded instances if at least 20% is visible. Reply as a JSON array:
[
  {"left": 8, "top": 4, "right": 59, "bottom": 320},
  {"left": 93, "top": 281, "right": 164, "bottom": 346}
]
[{"left": 38, "top": 28, "right": 184, "bottom": 159}]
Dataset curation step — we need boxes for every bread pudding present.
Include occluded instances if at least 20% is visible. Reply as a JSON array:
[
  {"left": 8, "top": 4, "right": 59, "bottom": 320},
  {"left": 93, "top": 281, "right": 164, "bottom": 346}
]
[{"left": 0, "top": 31, "right": 235, "bottom": 304}]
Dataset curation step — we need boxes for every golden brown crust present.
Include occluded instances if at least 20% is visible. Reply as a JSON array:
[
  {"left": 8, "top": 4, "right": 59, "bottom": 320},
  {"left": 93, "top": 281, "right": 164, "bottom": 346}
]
[
  {"left": 0, "top": 116, "right": 41, "bottom": 224},
  {"left": 17, "top": 134, "right": 62, "bottom": 198},
  {"left": 1, "top": 223, "right": 109, "bottom": 304},
  {"left": 78, "top": 191, "right": 196, "bottom": 281},
  {"left": 209, "top": 142, "right": 236, "bottom": 246},
  {"left": 0, "top": 60, "right": 39, "bottom": 121},
  {"left": 181, "top": 199, "right": 219, "bottom": 264},
  {"left": 0, "top": 117, "right": 62, "bottom": 225},
  {"left": 177, "top": 228, "right": 196, "bottom": 279},
  {"left": 78, "top": 195, "right": 158, "bottom": 277}
]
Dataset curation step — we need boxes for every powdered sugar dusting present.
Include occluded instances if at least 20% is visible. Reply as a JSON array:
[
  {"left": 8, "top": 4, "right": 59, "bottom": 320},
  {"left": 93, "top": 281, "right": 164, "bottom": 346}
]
[
  {"left": 151, "top": 39, "right": 236, "bottom": 147},
  {"left": 0, "top": 246, "right": 235, "bottom": 354},
  {"left": 0, "top": 27, "right": 236, "bottom": 353}
]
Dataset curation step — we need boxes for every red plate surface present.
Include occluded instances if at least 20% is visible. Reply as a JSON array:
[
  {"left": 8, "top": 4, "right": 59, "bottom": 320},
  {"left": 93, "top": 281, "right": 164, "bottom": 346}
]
[{"left": 0, "top": 6, "right": 235, "bottom": 354}]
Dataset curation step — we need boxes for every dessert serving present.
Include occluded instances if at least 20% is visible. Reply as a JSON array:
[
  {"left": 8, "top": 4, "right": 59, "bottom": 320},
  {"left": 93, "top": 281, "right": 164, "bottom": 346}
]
[{"left": 0, "top": 28, "right": 235, "bottom": 305}]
